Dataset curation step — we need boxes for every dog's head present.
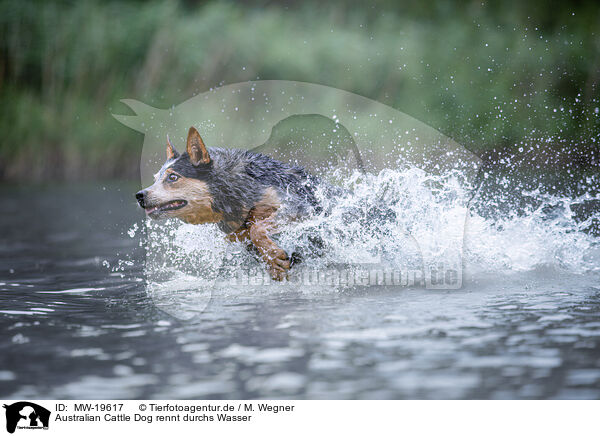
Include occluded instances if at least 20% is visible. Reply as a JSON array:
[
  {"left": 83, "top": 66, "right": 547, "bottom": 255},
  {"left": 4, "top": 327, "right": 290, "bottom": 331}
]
[{"left": 136, "top": 127, "right": 223, "bottom": 224}]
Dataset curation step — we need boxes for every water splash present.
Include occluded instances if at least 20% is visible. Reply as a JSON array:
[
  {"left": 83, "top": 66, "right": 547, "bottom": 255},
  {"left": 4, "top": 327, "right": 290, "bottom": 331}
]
[
  {"left": 466, "top": 188, "right": 600, "bottom": 275},
  {"left": 138, "top": 166, "right": 599, "bottom": 306}
]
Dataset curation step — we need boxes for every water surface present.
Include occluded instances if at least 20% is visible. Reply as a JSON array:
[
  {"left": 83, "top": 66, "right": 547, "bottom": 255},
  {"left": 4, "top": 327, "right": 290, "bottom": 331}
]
[{"left": 1, "top": 184, "right": 599, "bottom": 399}]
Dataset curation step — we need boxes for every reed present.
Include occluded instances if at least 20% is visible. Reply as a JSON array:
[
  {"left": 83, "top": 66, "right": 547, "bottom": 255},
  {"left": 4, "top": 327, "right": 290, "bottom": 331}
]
[{"left": 0, "top": 0, "right": 598, "bottom": 181}]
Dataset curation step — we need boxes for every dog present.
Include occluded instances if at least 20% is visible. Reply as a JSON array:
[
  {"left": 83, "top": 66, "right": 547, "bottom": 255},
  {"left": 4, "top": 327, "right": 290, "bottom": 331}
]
[{"left": 136, "top": 127, "right": 321, "bottom": 280}]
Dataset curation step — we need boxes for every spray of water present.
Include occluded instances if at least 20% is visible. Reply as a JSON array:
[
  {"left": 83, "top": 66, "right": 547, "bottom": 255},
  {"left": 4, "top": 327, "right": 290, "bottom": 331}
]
[{"left": 132, "top": 166, "right": 599, "bottom": 305}]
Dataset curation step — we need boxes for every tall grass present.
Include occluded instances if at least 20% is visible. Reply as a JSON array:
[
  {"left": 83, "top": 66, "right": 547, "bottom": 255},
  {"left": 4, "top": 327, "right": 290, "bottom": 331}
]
[{"left": 0, "top": 0, "right": 598, "bottom": 181}]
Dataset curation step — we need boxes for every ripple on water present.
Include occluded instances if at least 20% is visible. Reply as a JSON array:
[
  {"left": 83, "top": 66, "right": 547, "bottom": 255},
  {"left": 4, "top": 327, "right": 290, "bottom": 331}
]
[
  {"left": 246, "top": 372, "right": 306, "bottom": 395},
  {"left": 52, "top": 374, "right": 160, "bottom": 399},
  {"left": 547, "top": 328, "right": 600, "bottom": 337},
  {"left": 37, "top": 287, "right": 106, "bottom": 294},
  {"left": 0, "top": 371, "right": 16, "bottom": 381},
  {"left": 458, "top": 354, "right": 562, "bottom": 369},
  {"left": 218, "top": 344, "right": 304, "bottom": 364},
  {"left": 565, "top": 369, "right": 600, "bottom": 386}
]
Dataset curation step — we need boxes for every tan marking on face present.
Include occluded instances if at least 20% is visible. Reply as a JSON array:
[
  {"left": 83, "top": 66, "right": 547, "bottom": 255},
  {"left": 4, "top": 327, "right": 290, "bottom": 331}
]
[
  {"left": 144, "top": 170, "right": 222, "bottom": 224},
  {"left": 173, "top": 178, "right": 223, "bottom": 224}
]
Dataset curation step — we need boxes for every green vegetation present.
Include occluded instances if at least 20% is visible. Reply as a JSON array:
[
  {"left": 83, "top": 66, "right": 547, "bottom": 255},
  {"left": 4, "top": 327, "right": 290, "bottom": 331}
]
[{"left": 0, "top": 0, "right": 598, "bottom": 181}]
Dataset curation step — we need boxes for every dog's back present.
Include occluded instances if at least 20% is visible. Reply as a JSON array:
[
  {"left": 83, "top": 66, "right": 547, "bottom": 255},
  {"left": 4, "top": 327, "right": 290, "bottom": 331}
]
[{"left": 205, "top": 147, "right": 321, "bottom": 233}]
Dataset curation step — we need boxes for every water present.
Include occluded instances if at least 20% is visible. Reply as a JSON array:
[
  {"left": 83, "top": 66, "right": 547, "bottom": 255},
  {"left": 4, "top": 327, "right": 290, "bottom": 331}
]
[{"left": 1, "top": 175, "right": 599, "bottom": 399}]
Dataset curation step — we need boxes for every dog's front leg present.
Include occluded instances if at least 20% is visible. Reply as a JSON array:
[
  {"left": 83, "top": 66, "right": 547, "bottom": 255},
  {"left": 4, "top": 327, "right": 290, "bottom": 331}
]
[
  {"left": 246, "top": 218, "right": 290, "bottom": 281},
  {"left": 226, "top": 227, "right": 249, "bottom": 243}
]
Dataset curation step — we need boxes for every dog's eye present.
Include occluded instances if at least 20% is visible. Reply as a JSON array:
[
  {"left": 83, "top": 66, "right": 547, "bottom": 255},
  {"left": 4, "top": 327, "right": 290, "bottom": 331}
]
[{"left": 167, "top": 173, "right": 179, "bottom": 182}]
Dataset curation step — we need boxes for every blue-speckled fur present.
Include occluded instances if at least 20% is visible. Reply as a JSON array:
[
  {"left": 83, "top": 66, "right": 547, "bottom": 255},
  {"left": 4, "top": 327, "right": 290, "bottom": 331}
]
[{"left": 166, "top": 147, "right": 321, "bottom": 233}]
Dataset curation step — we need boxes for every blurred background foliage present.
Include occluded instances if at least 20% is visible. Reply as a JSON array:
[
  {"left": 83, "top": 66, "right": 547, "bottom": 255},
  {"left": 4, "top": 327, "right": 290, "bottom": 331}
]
[{"left": 0, "top": 0, "right": 598, "bottom": 181}]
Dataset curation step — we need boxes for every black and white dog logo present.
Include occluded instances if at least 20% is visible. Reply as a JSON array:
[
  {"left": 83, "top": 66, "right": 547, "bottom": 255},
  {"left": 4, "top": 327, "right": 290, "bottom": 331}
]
[{"left": 3, "top": 402, "right": 50, "bottom": 434}]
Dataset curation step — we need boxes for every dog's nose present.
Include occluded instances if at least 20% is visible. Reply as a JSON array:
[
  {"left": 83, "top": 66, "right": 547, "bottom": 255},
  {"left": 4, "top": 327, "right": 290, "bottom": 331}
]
[{"left": 135, "top": 190, "right": 146, "bottom": 208}]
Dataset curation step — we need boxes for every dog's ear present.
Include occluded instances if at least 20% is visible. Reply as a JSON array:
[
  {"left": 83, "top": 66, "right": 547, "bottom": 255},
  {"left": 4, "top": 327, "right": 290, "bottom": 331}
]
[
  {"left": 166, "top": 135, "right": 179, "bottom": 160},
  {"left": 186, "top": 127, "right": 211, "bottom": 166}
]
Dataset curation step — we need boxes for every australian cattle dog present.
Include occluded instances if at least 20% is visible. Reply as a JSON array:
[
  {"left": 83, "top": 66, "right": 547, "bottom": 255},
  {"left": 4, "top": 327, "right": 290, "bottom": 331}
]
[{"left": 136, "top": 127, "right": 321, "bottom": 280}]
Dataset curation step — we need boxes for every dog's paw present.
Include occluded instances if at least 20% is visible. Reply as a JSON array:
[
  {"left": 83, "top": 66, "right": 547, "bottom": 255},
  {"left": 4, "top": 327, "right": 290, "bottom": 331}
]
[{"left": 267, "top": 250, "right": 290, "bottom": 281}]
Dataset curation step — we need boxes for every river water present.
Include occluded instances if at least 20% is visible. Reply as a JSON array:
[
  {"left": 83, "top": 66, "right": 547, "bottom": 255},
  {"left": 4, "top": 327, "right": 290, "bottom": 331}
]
[{"left": 1, "top": 180, "right": 599, "bottom": 399}]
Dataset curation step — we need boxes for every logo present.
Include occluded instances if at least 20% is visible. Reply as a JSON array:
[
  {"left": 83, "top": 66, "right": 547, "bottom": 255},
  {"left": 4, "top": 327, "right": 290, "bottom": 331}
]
[{"left": 3, "top": 402, "right": 50, "bottom": 434}]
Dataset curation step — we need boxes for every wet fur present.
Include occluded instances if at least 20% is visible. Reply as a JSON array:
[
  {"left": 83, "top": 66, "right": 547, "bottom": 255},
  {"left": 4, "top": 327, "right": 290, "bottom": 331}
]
[
  {"left": 137, "top": 128, "right": 321, "bottom": 280},
  {"left": 167, "top": 147, "right": 320, "bottom": 233}
]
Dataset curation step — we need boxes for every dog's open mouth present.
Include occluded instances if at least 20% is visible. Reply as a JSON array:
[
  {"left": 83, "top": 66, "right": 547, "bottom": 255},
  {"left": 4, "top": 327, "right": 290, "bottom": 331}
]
[{"left": 145, "top": 200, "right": 187, "bottom": 215}]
